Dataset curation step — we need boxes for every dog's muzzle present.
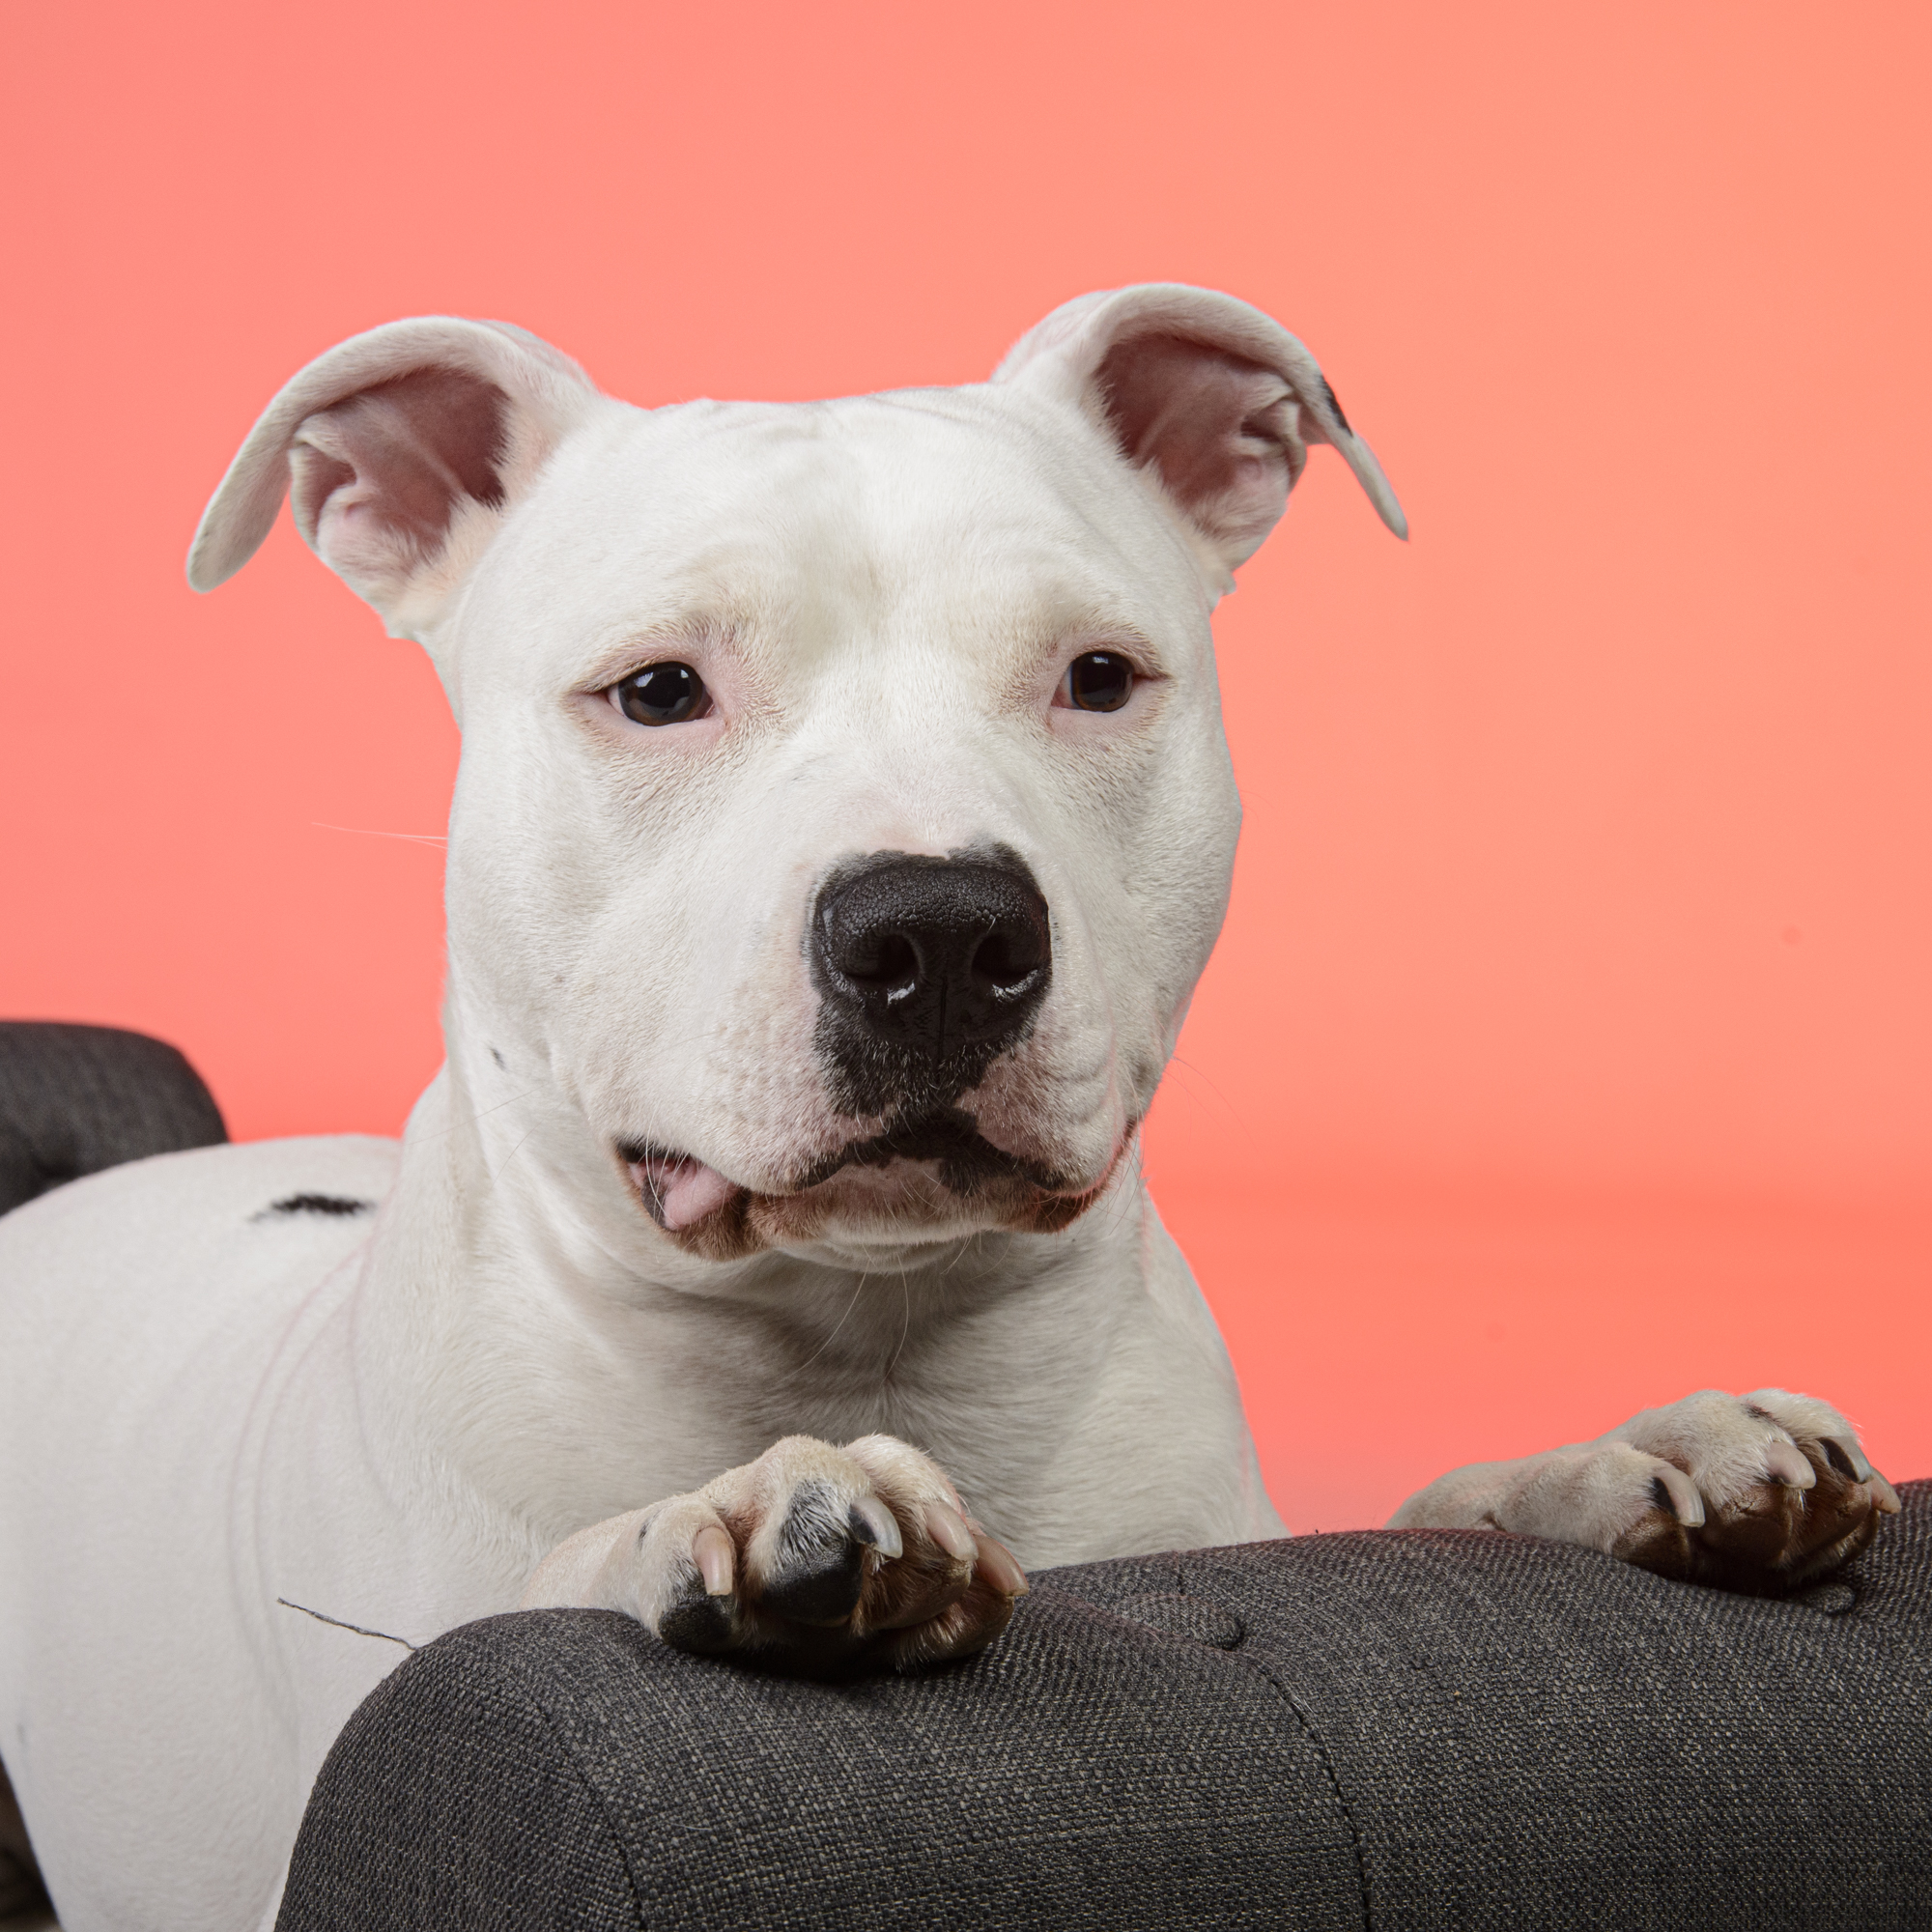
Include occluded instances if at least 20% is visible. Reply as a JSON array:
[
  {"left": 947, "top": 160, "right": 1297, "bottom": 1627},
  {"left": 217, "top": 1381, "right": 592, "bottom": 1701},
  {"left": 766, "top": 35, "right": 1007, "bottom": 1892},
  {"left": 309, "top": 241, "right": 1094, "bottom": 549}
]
[{"left": 810, "top": 848, "right": 1051, "bottom": 1114}]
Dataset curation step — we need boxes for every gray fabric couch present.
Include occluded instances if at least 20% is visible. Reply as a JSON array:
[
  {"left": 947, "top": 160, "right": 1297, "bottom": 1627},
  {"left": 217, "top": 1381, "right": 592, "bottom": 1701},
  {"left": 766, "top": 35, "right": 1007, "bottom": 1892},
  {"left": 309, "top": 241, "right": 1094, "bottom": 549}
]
[
  {"left": 0, "top": 1020, "right": 226, "bottom": 1217},
  {"left": 277, "top": 1490, "right": 1931, "bottom": 1929},
  {"left": 3, "top": 1024, "right": 1927, "bottom": 1928}
]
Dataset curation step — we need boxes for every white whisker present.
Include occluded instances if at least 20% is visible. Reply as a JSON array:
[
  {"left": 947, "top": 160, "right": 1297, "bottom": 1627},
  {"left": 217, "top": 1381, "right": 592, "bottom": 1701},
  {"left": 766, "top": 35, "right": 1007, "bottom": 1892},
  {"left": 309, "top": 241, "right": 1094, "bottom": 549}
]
[
  {"left": 1167, "top": 1055, "right": 1245, "bottom": 1129},
  {"left": 789, "top": 1274, "right": 869, "bottom": 1379},
  {"left": 885, "top": 1264, "right": 913, "bottom": 1381},
  {"left": 488, "top": 1126, "right": 537, "bottom": 1186},
  {"left": 311, "top": 822, "right": 449, "bottom": 847},
  {"left": 411, "top": 1087, "right": 542, "bottom": 1143}
]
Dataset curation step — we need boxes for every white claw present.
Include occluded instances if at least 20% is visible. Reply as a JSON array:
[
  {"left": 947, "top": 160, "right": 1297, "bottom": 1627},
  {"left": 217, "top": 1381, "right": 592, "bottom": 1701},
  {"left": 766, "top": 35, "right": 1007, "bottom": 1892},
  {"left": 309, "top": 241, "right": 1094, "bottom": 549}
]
[
  {"left": 1762, "top": 1439, "right": 1817, "bottom": 1490},
  {"left": 1871, "top": 1470, "right": 1902, "bottom": 1515},
  {"left": 692, "top": 1523, "right": 736, "bottom": 1597},
  {"left": 1656, "top": 1463, "right": 1706, "bottom": 1527},
  {"left": 924, "top": 1500, "right": 978, "bottom": 1562},
  {"left": 850, "top": 1493, "right": 903, "bottom": 1560}
]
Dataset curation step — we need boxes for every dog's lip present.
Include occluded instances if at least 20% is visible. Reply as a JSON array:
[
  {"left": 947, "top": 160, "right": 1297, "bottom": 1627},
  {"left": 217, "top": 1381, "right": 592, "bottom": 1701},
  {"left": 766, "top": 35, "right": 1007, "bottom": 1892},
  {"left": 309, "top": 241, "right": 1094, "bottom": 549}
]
[
  {"left": 619, "top": 1110, "right": 1103, "bottom": 1233},
  {"left": 623, "top": 1147, "right": 741, "bottom": 1231},
  {"left": 784, "top": 1107, "right": 1070, "bottom": 1196}
]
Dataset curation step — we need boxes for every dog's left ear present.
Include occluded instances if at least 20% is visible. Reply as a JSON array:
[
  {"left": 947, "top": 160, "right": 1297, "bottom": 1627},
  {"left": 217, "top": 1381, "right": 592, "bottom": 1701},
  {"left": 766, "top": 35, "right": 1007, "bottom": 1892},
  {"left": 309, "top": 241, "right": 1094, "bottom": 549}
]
[
  {"left": 186, "top": 318, "right": 601, "bottom": 643},
  {"left": 994, "top": 284, "right": 1406, "bottom": 588}
]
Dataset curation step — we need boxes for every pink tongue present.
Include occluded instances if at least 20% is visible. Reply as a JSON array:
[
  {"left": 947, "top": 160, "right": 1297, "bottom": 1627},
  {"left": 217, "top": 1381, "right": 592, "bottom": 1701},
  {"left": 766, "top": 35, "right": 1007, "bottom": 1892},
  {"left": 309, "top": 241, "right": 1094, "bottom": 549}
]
[{"left": 632, "top": 1155, "right": 739, "bottom": 1230}]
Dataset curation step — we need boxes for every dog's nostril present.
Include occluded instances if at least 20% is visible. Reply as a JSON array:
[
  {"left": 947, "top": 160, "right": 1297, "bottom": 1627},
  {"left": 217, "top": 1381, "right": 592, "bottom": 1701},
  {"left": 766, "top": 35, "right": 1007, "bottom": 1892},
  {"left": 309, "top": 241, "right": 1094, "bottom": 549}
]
[
  {"left": 841, "top": 932, "right": 920, "bottom": 992},
  {"left": 971, "top": 928, "right": 1042, "bottom": 993}
]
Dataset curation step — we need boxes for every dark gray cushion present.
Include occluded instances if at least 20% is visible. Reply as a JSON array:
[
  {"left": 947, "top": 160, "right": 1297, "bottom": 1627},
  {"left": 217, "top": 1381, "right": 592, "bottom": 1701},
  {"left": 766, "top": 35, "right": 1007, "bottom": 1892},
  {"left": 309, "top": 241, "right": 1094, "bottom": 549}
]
[
  {"left": 279, "top": 1482, "right": 1931, "bottom": 1930},
  {"left": 0, "top": 1021, "right": 226, "bottom": 1214}
]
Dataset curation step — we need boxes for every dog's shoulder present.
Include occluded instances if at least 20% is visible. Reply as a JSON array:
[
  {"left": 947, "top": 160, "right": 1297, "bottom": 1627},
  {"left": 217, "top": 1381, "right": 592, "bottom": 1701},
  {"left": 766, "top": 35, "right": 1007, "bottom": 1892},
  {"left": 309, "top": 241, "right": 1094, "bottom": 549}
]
[{"left": 0, "top": 1134, "right": 400, "bottom": 1325}]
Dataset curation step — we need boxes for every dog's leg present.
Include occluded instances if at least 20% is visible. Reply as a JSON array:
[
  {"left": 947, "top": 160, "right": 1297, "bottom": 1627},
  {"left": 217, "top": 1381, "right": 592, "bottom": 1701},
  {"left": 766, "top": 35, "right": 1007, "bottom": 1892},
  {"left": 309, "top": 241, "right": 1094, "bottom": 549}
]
[
  {"left": 523, "top": 1435, "right": 1027, "bottom": 1672},
  {"left": 1391, "top": 1389, "right": 1900, "bottom": 1594}
]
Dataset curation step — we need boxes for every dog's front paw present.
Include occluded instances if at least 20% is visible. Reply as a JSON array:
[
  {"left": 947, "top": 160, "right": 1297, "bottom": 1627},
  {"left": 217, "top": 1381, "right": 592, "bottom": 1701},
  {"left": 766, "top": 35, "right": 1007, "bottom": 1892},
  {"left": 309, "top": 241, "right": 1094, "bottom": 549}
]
[
  {"left": 523, "top": 1435, "right": 1027, "bottom": 1673},
  {"left": 1598, "top": 1389, "right": 1899, "bottom": 1593},
  {"left": 1393, "top": 1389, "right": 1900, "bottom": 1596}
]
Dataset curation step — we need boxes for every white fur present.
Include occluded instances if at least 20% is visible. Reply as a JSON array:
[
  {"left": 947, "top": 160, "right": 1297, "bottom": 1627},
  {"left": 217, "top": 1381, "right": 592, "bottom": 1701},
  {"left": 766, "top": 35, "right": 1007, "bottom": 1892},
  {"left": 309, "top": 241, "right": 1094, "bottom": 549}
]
[{"left": 0, "top": 286, "right": 1881, "bottom": 1931}]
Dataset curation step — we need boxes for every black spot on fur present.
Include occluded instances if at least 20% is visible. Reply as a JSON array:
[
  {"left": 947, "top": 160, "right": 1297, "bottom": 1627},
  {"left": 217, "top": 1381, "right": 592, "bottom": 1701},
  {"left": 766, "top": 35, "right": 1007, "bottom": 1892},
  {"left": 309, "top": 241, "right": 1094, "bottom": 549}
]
[
  {"left": 255, "top": 1194, "right": 375, "bottom": 1221},
  {"left": 490, "top": 1047, "right": 505, "bottom": 1069}
]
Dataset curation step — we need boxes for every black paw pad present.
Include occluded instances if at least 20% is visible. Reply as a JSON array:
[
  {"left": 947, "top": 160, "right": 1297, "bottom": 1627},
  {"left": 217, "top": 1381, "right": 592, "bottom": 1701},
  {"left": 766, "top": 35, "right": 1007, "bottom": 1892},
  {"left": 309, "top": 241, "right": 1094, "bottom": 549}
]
[
  {"left": 658, "top": 1587, "right": 736, "bottom": 1655},
  {"left": 760, "top": 1481, "right": 867, "bottom": 1625}
]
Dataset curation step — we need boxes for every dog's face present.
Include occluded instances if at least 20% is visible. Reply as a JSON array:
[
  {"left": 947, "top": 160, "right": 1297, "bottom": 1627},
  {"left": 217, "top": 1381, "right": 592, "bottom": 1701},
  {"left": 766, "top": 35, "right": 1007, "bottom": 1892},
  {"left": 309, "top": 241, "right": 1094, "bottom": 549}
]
[
  {"left": 191, "top": 290, "right": 1404, "bottom": 1266},
  {"left": 451, "top": 389, "right": 1239, "bottom": 1258}
]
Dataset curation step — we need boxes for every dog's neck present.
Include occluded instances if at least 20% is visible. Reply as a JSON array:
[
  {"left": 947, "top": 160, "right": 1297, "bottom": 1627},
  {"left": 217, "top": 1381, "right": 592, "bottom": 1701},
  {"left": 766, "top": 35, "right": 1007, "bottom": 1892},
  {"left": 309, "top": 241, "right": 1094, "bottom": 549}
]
[{"left": 353, "top": 1033, "right": 1151, "bottom": 1547}]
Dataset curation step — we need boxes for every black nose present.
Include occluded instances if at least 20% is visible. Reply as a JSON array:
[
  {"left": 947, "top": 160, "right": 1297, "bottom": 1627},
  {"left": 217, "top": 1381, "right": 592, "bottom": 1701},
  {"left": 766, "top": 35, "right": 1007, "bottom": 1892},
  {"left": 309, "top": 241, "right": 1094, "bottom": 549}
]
[{"left": 810, "top": 849, "right": 1052, "bottom": 1102}]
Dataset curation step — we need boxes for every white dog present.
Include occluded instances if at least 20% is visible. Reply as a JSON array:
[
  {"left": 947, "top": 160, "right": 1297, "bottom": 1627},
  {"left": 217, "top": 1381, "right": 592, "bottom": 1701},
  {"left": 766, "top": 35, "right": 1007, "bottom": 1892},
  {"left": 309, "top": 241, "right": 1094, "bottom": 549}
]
[{"left": 0, "top": 285, "right": 1895, "bottom": 1931}]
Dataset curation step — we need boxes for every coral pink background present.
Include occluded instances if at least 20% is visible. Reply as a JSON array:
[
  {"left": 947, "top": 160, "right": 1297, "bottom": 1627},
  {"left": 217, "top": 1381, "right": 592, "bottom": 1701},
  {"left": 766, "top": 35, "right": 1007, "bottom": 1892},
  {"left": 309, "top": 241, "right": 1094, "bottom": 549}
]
[{"left": 4, "top": 2, "right": 1926, "bottom": 1524}]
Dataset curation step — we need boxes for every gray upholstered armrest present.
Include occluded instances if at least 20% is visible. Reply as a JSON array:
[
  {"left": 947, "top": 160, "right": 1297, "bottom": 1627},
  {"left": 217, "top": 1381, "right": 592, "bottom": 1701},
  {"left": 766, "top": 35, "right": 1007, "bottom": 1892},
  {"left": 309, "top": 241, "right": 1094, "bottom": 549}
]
[
  {"left": 279, "top": 1483, "right": 1931, "bottom": 1929},
  {"left": 0, "top": 1021, "right": 225, "bottom": 1214}
]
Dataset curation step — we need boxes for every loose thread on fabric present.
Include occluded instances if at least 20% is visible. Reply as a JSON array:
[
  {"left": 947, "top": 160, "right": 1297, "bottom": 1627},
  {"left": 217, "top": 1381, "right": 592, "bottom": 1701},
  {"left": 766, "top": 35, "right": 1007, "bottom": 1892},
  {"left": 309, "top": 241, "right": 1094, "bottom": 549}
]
[{"left": 277, "top": 1598, "right": 418, "bottom": 1651}]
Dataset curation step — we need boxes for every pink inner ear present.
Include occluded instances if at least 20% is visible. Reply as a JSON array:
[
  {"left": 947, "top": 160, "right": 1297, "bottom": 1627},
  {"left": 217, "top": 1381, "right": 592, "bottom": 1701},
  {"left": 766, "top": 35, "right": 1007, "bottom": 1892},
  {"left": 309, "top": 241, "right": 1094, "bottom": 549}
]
[
  {"left": 291, "top": 365, "right": 509, "bottom": 562},
  {"left": 1094, "top": 332, "right": 1299, "bottom": 565}
]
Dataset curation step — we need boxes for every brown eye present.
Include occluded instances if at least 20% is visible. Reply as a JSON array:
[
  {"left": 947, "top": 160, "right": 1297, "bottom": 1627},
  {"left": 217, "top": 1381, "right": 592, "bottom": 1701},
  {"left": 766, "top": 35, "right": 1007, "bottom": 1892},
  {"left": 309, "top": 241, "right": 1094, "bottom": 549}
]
[
  {"left": 611, "top": 662, "right": 710, "bottom": 726},
  {"left": 1063, "top": 651, "right": 1134, "bottom": 713}
]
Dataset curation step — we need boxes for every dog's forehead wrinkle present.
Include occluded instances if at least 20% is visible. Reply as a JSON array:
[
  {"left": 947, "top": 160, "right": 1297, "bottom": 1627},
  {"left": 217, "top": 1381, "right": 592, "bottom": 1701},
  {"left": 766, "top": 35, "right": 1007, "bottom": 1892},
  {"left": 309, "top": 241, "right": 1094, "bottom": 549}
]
[{"left": 489, "top": 386, "right": 1194, "bottom": 681}]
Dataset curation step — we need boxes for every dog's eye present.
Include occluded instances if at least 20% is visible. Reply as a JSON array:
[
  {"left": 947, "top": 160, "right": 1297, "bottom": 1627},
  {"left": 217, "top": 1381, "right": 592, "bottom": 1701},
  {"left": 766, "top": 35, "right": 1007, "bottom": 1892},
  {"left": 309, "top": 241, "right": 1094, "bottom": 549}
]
[
  {"left": 1059, "top": 651, "right": 1135, "bottom": 713},
  {"left": 610, "top": 662, "right": 711, "bottom": 726}
]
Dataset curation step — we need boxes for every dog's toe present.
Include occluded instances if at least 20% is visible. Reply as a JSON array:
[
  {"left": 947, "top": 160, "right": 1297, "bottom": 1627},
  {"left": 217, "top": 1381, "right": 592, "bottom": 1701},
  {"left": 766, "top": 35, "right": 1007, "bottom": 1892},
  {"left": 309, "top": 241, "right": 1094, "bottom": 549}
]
[{"left": 753, "top": 1483, "right": 879, "bottom": 1625}]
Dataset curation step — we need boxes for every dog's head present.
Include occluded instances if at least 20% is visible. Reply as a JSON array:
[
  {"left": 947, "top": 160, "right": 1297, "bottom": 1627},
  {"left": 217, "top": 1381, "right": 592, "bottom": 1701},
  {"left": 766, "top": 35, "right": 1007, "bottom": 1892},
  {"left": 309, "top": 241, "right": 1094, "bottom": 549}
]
[{"left": 191, "top": 288, "right": 1403, "bottom": 1267}]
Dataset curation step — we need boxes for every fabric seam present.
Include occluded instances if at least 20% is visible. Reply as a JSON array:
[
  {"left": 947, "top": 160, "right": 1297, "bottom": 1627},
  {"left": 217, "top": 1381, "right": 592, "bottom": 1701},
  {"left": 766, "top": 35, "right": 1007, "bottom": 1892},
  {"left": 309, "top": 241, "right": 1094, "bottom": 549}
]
[
  {"left": 501, "top": 1624, "right": 653, "bottom": 1930},
  {"left": 1181, "top": 1559, "right": 1374, "bottom": 1931}
]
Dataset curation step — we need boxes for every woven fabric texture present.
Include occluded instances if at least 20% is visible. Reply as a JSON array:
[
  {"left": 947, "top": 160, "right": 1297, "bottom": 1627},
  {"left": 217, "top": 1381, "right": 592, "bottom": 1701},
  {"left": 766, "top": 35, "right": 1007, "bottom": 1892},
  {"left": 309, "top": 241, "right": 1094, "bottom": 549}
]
[
  {"left": 0, "top": 1021, "right": 226, "bottom": 1214},
  {"left": 280, "top": 1482, "right": 1930, "bottom": 1930}
]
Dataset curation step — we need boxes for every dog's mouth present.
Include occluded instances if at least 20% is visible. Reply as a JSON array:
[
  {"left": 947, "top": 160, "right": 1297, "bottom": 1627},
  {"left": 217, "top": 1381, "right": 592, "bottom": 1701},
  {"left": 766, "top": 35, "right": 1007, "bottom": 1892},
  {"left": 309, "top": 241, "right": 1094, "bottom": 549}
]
[
  {"left": 617, "top": 1107, "right": 1126, "bottom": 1259},
  {"left": 622, "top": 1146, "right": 743, "bottom": 1232}
]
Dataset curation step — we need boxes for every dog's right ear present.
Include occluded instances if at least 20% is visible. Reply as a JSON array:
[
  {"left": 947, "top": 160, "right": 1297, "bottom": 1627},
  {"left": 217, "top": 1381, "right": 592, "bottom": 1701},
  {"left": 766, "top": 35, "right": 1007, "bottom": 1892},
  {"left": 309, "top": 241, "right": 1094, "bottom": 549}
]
[{"left": 187, "top": 319, "right": 600, "bottom": 641}]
